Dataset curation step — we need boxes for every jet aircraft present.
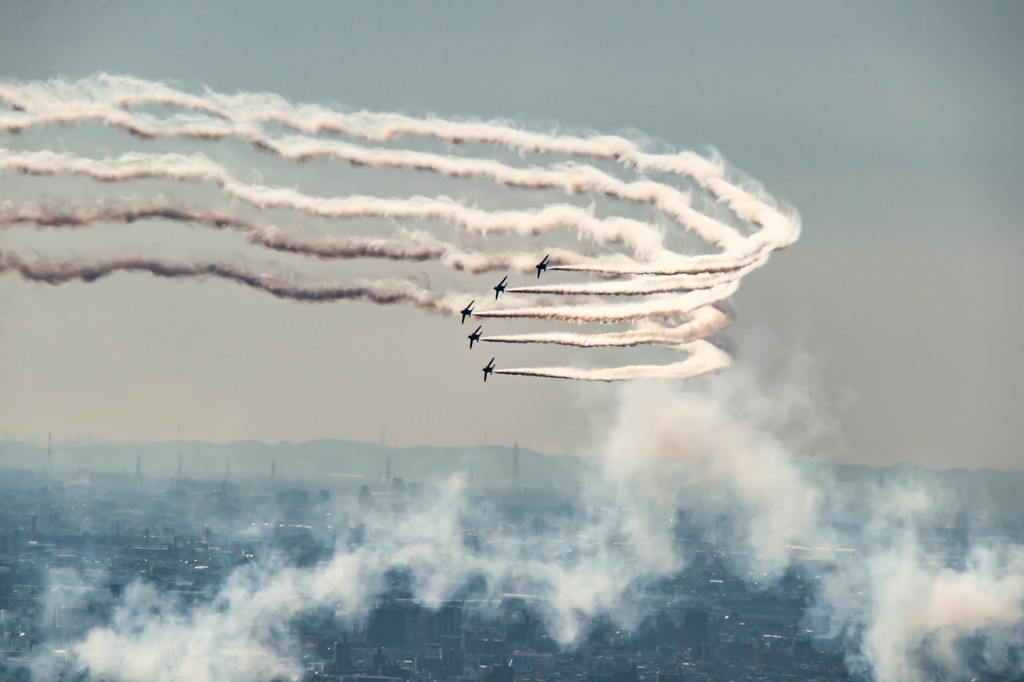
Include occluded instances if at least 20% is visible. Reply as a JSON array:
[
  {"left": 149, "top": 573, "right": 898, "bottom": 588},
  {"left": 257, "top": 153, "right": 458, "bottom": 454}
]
[
  {"left": 482, "top": 357, "right": 495, "bottom": 382},
  {"left": 535, "top": 254, "right": 550, "bottom": 278},
  {"left": 460, "top": 300, "right": 475, "bottom": 324},
  {"left": 493, "top": 276, "right": 508, "bottom": 300},
  {"left": 468, "top": 326, "right": 482, "bottom": 349}
]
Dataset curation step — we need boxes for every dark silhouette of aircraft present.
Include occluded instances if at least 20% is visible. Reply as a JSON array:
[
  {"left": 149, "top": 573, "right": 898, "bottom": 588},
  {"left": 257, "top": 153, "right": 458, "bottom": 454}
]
[
  {"left": 482, "top": 357, "right": 495, "bottom": 382},
  {"left": 460, "top": 300, "right": 475, "bottom": 324},
  {"left": 493, "top": 276, "right": 508, "bottom": 300},
  {"left": 535, "top": 254, "right": 550, "bottom": 278},
  {"left": 468, "top": 326, "right": 482, "bottom": 349}
]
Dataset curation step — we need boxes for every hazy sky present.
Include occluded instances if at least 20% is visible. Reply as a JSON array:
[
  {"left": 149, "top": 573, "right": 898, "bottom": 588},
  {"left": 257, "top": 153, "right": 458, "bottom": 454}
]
[{"left": 0, "top": 1, "right": 1021, "bottom": 468}]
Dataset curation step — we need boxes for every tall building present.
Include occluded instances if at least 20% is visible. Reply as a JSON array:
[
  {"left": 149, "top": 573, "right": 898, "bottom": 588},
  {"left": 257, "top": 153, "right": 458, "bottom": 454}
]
[
  {"left": 682, "top": 611, "right": 708, "bottom": 648},
  {"left": 513, "top": 441, "right": 519, "bottom": 483},
  {"left": 484, "top": 661, "right": 513, "bottom": 682},
  {"left": 333, "top": 636, "right": 352, "bottom": 673}
]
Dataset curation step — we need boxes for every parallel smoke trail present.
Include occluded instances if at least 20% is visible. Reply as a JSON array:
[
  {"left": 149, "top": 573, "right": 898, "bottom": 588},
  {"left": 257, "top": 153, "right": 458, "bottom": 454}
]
[
  {"left": 494, "top": 340, "right": 731, "bottom": 382},
  {"left": 506, "top": 261, "right": 762, "bottom": 296},
  {"left": 0, "top": 251, "right": 458, "bottom": 313},
  {"left": 0, "top": 149, "right": 673, "bottom": 261},
  {"left": 0, "top": 109, "right": 743, "bottom": 250},
  {"left": 0, "top": 203, "right": 590, "bottom": 274},
  {"left": 475, "top": 281, "right": 738, "bottom": 323},
  {"left": 0, "top": 75, "right": 801, "bottom": 381},
  {"left": 0, "top": 75, "right": 798, "bottom": 256},
  {"left": 1, "top": 75, "right": 689, "bottom": 160},
  {"left": 482, "top": 304, "right": 733, "bottom": 348}
]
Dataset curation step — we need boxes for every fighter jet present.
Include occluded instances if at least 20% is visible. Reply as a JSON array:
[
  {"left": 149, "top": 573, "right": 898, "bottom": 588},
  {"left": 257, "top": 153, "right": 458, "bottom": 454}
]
[
  {"left": 493, "top": 276, "right": 508, "bottom": 300},
  {"left": 482, "top": 357, "right": 495, "bottom": 382},
  {"left": 535, "top": 254, "right": 550, "bottom": 278},
  {"left": 468, "top": 326, "right": 482, "bottom": 349},
  {"left": 460, "top": 300, "right": 475, "bottom": 324}
]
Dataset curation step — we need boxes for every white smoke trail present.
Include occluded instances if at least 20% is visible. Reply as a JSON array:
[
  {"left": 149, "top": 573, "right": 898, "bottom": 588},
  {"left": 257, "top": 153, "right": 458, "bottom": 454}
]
[
  {"left": 0, "top": 109, "right": 746, "bottom": 249},
  {"left": 483, "top": 304, "right": 733, "bottom": 348},
  {"left": 507, "top": 260, "right": 763, "bottom": 295},
  {"left": 495, "top": 339, "right": 731, "bottom": 382},
  {"left": 0, "top": 148, "right": 675, "bottom": 260},
  {"left": 0, "top": 75, "right": 798, "bottom": 253},
  {"left": 476, "top": 281, "right": 738, "bottom": 323}
]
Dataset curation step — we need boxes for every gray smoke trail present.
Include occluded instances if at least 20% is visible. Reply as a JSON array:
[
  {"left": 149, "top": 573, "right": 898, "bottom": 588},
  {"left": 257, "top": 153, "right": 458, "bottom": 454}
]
[
  {"left": 0, "top": 250, "right": 459, "bottom": 313},
  {"left": 0, "top": 203, "right": 442, "bottom": 259},
  {"left": 483, "top": 304, "right": 734, "bottom": 348},
  {"left": 0, "top": 202, "right": 591, "bottom": 274},
  {"left": 495, "top": 339, "right": 731, "bottom": 382}
]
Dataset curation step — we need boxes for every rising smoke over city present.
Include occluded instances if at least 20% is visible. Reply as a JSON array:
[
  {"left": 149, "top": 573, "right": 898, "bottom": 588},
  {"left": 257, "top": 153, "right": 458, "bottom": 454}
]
[{"left": 1, "top": 3, "right": 1022, "bottom": 682}]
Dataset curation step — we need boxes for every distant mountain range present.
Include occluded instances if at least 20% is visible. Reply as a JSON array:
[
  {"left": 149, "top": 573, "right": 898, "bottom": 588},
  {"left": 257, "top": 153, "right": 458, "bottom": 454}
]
[
  {"left": 2, "top": 439, "right": 1023, "bottom": 519},
  {"left": 0, "top": 438, "right": 584, "bottom": 488}
]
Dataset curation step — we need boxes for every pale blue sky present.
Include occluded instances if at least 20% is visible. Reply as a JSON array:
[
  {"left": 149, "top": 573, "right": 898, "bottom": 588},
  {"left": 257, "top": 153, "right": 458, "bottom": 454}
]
[{"left": 0, "top": 2, "right": 1021, "bottom": 467}]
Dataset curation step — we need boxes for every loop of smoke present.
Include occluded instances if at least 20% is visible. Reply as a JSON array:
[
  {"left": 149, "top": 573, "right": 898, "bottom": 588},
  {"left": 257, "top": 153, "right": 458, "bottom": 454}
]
[{"left": 0, "top": 75, "right": 799, "bottom": 380}]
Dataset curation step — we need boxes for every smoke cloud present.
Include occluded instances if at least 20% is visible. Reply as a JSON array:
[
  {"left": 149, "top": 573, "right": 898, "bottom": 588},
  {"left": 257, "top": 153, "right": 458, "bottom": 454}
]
[{"left": 42, "top": 377, "right": 1022, "bottom": 682}]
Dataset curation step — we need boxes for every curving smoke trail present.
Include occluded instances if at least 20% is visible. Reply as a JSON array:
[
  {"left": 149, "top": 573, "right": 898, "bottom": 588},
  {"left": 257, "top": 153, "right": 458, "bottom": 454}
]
[
  {"left": 494, "top": 339, "right": 732, "bottom": 382},
  {"left": 0, "top": 74, "right": 800, "bottom": 381},
  {"left": 0, "top": 199, "right": 746, "bottom": 294},
  {"left": 0, "top": 109, "right": 755, "bottom": 254},
  {"left": 0, "top": 75, "right": 798, "bottom": 252},
  {"left": 0, "top": 250, "right": 461, "bottom": 313},
  {"left": 0, "top": 148, "right": 675, "bottom": 260},
  {"left": 0, "top": 76, "right": 799, "bottom": 268},
  {"left": 0, "top": 202, "right": 591, "bottom": 274}
]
